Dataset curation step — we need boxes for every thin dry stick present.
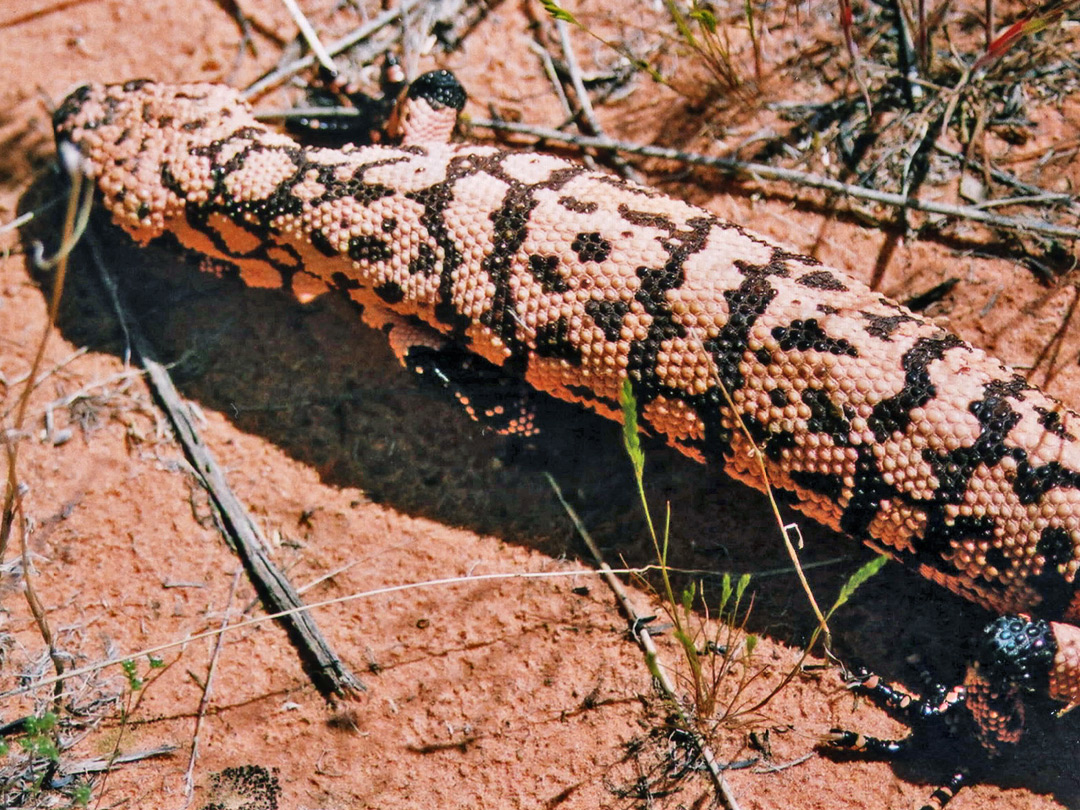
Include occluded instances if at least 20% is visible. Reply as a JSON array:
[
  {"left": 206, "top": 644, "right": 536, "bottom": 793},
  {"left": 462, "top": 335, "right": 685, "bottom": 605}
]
[
  {"left": 2, "top": 347, "right": 89, "bottom": 392},
  {"left": 527, "top": 39, "right": 599, "bottom": 172},
  {"left": 682, "top": 320, "right": 830, "bottom": 644},
  {"left": 2, "top": 151, "right": 89, "bottom": 559},
  {"left": 468, "top": 118, "right": 1080, "bottom": 240},
  {"left": 18, "top": 498, "right": 65, "bottom": 707},
  {"left": 528, "top": 40, "right": 574, "bottom": 125},
  {"left": 933, "top": 142, "right": 1076, "bottom": 206},
  {"left": 241, "top": 0, "right": 422, "bottom": 100},
  {"left": 84, "top": 233, "right": 363, "bottom": 700},
  {"left": 544, "top": 473, "right": 743, "bottom": 810},
  {"left": 550, "top": 4, "right": 642, "bottom": 183},
  {"left": 60, "top": 745, "right": 179, "bottom": 776},
  {"left": 893, "top": 0, "right": 925, "bottom": 101},
  {"left": 94, "top": 652, "right": 183, "bottom": 809},
  {"left": 278, "top": 0, "right": 338, "bottom": 75},
  {"left": 0, "top": 147, "right": 92, "bottom": 712},
  {"left": 184, "top": 568, "right": 242, "bottom": 804},
  {"left": 0, "top": 209, "right": 37, "bottom": 236},
  {"left": 753, "top": 751, "right": 815, "bottom": 773},
  {"left": 1, "top": 567, "right": 647, "bottom": 702}
]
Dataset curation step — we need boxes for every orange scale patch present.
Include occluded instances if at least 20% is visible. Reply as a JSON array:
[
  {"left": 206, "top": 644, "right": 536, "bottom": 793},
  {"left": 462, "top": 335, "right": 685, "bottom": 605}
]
[
  {"left": 641, "top": 396, "right": 706, "bottom": 444},
  {"left": 1049, "top": 622, "right": 1080, "bottom": 705},
  {"left": 867, "top": 501, "right": 927, "bottom": 554},
  {"left": 525, "top": 357, "right": 594, "bottom": 407},
  {"left": 947, "top": 538, "right": 1003, "bottom": 585},
  {"left": 204, "top": 212, "right": 262, "bottom": 254},
  {"left": 654, "top": 336, "right": 713, "bottom": 396},
  {"left": 792, "top": 493, "right": 846, "bottom": 533},
  {"left": 669, "top": 291, "right": 728, "bottom": 338},
  {"left": 721, "top": 432, "right": 776, "bottom": 492},
  {"left": 288, "top": 271, "right": 332, "bottom": 304},
  {"left": 793, "top": 439, "right": 858, "bottom": 477},
  {"left": 878, "top": 440, "right": 937, "bottom": 499},
  {"left": 389, "top": 267, "right": 442, "bottom": 310},
  {"left": 923, "top": 566, "right": 1019, "bottom": 613},
  {"left": 460, "top": 324, "right": 512, "bottom": 368}
]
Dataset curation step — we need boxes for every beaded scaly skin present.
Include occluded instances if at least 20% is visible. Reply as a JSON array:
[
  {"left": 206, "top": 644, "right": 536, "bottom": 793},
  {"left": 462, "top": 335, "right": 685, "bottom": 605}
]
[{"left": 52, "top": 74, "right": 1080, "bottom": 749}]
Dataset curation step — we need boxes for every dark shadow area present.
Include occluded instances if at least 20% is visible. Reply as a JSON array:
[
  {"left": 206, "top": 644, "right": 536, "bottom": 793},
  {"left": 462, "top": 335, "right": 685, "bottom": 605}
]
[{"left": 18, "top": 171, "right": 1080, "bottom": 807}]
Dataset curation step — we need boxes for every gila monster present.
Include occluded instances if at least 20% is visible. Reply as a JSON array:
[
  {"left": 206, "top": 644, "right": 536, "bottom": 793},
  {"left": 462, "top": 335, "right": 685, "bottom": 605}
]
[{"left": 52, "top": 71, "right": 1080, "bottom": 767}]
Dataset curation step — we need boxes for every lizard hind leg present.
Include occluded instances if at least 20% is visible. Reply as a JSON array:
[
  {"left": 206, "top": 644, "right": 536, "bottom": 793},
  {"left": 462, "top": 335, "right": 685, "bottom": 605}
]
[
  {"left": 821, "top": 614, "right": 1060, "bottom": 808},
  {"left": 404, "top": 343, "right": 542, "bottom": 440},
  {"left": 822, "top": 669, "right": 978, "bottom": 810}
]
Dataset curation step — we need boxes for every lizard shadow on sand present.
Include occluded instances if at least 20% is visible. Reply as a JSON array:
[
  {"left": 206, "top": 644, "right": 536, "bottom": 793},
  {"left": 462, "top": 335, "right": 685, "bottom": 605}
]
[{"left": 18, "top": 173, "right": 1080, "bottom": 806}]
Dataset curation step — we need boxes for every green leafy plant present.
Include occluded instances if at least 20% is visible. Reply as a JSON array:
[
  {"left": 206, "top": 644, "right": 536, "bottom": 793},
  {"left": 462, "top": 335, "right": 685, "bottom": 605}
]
[
  {"left": 619, "top": 379, "right": 764, "bottom": 723},
  {"left": 90, "top": 654, "right": 171, "bottom": 805},
  {"left": 618, "top": 379, "right": 886, "bottom": 729},
  {"left": 17, "top": 713, "right": 59, "bottom": 763},
  {"left": 0, "top": 711, "right": 61, "bottom": 803},
  {"left": 537, "top": 0, "right": 665, "bottom": 83},
  {"left": 664, "top": 0, "right": 762, "bottom": 95},
  {"left": 120, "top": 654, "right": 164, "bottom": 692}
]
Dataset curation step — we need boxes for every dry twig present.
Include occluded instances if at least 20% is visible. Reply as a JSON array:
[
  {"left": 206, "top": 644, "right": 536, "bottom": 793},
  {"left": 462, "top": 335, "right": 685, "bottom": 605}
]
[
  {"left": 470, "top": 117, "right": 1080, "bottom": 240},
  {"left": 83, "top": 231, "right": 363, "bottom": 700},
  {"left": 549, "top": 4, "right": 642, "bottom": 182},
  {"left": 184, "top": 568, "right": 242, "bottom": 803},
  {"left": 241, "top": 0, "right": 423, "bottom": 100}
]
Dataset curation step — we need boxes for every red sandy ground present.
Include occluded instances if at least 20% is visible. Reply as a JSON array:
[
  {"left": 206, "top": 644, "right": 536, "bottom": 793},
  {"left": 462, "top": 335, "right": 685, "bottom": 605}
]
[{"left": 1, "top": 1, "right": 1079, "bottom": 808}]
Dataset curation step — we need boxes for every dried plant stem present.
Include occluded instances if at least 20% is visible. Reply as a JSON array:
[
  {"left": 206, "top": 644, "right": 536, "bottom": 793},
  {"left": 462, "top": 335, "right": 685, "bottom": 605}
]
[
  {"left": 550, "top": 5, "right": 641, "bottom": 182},
  {"left": 84, "top": 233, "right": 363, "bottom": 700},
  {"left": 241, "top": 0, "right": 423, "bottom": 100},
  {"left": 469, "top": 117, "right": 1080, "bottom": 240},
  {"left": 184, "top": 568, "right": 242, "bottom": 805},
  {"left": 19, "top": 505, "right": 65, "bottom": 706},
  {"left": 1, "top": 567, "right": 645, "bottom": 701},
  {"left": 1, "top": 152, "right": 91, "bottom": 706},
  {"left": 279, "top": 0, "right": 338, "bottom": 75}
]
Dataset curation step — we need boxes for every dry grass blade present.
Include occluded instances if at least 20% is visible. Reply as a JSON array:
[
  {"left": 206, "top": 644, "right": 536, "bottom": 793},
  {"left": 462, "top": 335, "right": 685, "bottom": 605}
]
[
  {"left": 0, "top": 568, "right": 644, "bottom": 702},
  {"left": 278, "top": 0, "right": 338, "bottom": 75},
  {"left": 1, "top": 145, "right": 94, "bottom": 724},
  {"left": 974, "top": 0, "right": 1079, "bottom": 73},
  {"left": 241, "top": 0, "right": 424, "bottom": 99},
  {"left": 184, "top": 568, "right": 242, "bottom": 804}
]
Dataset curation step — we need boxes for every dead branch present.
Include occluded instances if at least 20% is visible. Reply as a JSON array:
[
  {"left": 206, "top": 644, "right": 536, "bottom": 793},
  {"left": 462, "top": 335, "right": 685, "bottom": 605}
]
[{"left": 469, "top": 117, "right": 1080, "bottom": 241}]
